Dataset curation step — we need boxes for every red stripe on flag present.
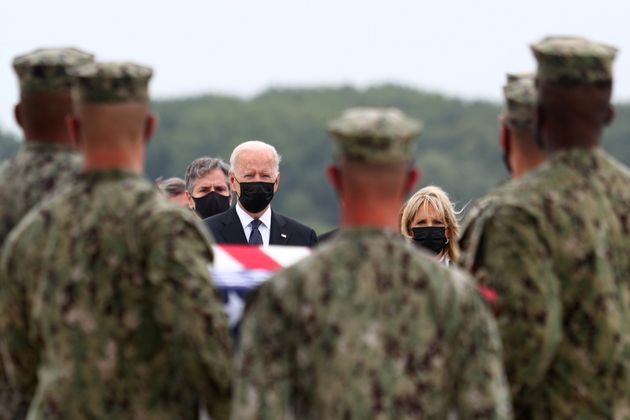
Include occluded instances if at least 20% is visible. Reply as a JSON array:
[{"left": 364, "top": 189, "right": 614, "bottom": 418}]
[{"left": 220, "top": 245, "right": 283, "bottom": 271}]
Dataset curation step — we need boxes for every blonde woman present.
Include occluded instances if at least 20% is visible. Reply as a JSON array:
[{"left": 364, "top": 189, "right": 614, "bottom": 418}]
[{"left": 400, "top": 186, "right": 460, "bottom": 265}]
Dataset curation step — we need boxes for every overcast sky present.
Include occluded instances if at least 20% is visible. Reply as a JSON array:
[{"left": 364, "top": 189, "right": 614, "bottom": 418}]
[{"left": 2, "top": 0, "right": 629, "bottom": 134}]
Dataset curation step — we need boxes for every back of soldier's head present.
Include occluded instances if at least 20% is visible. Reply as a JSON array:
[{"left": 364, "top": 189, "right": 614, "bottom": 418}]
[
  {"left": 531, "top": 36, "right": 617, "bottom": 125},
  {"left": 70, "top": 61, "right": 154, "bottom": 147},
  {"left": 326, "top": 107, "right": 422, "bottom": 198},
  {"left": 13, "top": 47, "right": 94, "bottom": 141}
]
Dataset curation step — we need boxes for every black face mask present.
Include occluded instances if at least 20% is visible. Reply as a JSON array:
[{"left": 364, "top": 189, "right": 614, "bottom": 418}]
[
  {"left": 412, "top": 226, "right": 448, "bottom": 255},
  {"left": 192, "top": 191, "right": 230, "bottom": 219},
  {"left": 237, "top": 180, "right": 275, "bottom": 213}
]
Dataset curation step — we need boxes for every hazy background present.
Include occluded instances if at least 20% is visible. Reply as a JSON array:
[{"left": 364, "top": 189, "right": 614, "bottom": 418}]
[{"left": 1, "top": 0, "right": 630, "bottom": 133}]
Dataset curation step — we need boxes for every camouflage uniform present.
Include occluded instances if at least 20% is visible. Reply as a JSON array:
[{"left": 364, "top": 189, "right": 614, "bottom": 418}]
[
  {"left": 0, "top": 143, "right": 81, "bottom": 245},
  {"left": 0, "top": 47, "right": 94, "bottom": 247},
  {"left": 459, "top": 72, "right": 536, "bottom": 258},
  {"left": 233, "top": 108, "right": 512, "bottom": 419},
  {"left": 0, "top": 63, "right": 232, "bottom": 420},
  {"left": 460, "top": 37, "right": 630, "bottom": 418},
  {"left": 0, "top": 47, "right": 93, "bottom": 420}
]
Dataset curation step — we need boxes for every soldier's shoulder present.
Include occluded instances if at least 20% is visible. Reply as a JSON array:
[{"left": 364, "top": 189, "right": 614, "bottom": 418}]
[{"left": 132, "top": 181, "right": 213, "bottom": 244}]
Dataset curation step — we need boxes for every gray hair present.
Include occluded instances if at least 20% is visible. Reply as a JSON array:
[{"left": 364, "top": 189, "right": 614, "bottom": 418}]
[
  {"left": 229, "top": 140, "right": 282, "bottom": 176},
  {"left": 156, "top": 177, "right": 186, "bottom": 197},
  {"left": 184, "top": 156, "right": 230, "bottom": 192}
]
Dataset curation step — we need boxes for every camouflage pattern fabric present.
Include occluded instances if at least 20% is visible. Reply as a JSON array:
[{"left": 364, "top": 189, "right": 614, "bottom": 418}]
[
  {"left": 233, "top": 227, "right": 512, "bottom": 419},
  {"left": 502, "top": 73, "right": 535, "bottom": 128},
  {"left": 0, "top": 142, "right": 81, "bottom": 246},
  {"left": 70, "top": 62, "right": 153, "bottom": 103},
  {"left": 13, "top": 47, "right": 94, "bottom": 94},
  {"left": 0, "top": 169, "right": 232, "bottom": 420},
  {"left": 532, "top": 36, "right": 617, "bottom": 83},
  {"left": 327, "top": 108, "right": 422, "bottom": 163},
  {"left": 459, "top": 179, "right": 515, "bottom": 265},
  {"left": 460, "top": 148, "right": 630, "bottom": 418},
  {"left": 0, "top": 142, "right": 82, "bottom": 418}
]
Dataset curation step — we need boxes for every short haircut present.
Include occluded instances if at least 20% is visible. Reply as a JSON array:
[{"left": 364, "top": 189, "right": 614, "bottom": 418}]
[
  {"left": 184, "top": 156, "right": 230, "bottom": 193},
  {"left": 400, "top": 185, "right": 461, "bottom": 262},
  {"left": 229, "top": 140, "right": 282, "bottom": 175},
  {"left": 156, "top": 177, "right": 186, "bottom": 197}
]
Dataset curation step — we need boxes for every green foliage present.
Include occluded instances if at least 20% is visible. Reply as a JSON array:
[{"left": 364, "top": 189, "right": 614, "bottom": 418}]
[{"left": 2, "top": 84, "right": 629, "bottom": 234}]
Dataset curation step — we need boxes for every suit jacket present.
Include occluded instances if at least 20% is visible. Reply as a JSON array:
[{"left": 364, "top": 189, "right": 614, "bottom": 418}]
[{"left": 203, "top": 206, "right": 318, "bottom": 247}]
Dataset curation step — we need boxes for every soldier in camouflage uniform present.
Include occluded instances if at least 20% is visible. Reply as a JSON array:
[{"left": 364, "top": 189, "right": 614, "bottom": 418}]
[
  {"left": 0, "top": 47, "right": 94, "bottom": 420},
  {"left": 0, "top": 62, "right": 232, "bottom": 419},
  {"left": 0, "top": 48, "right": 94, "bottom": 246},
  {"left": 232, "top": 107, "right": 512, "bottom": 419},
  {"left": 460, "top": 36, "right": 630, "bottom": 418},
  {"left": 459, "top": 73, "right": 542, "bottom": 260}
]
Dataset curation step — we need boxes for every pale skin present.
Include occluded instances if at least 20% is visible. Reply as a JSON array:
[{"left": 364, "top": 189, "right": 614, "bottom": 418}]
[
  {"left": 230, "top": 145, "right": 279, "bottom": 219},
  {"left": 327, "top": 160, "right": 419, "bottom": 231},
  {"left": 168, "top": 193, "right": 189, "bottom": 207},
  {"left": 67, "top": 102, "right": 156, "bottom": 174},
  {"left": 186, "top": 169, "right": 232, "bottom": 211}
]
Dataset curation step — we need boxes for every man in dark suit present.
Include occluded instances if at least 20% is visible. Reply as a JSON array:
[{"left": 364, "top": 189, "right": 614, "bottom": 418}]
[{"left": 203, "top": 140, "right": 317, "bottom": 247}]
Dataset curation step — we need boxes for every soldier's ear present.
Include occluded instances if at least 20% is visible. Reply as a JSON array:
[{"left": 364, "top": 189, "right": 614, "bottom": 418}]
[
  {"left": 326, "top": 164, "right": 342, "bottom": 194},
  {"left": 143, "top": 114, "right": 157, "bottom": 144},
  {"left": 66, "top": 115, "right": 81, "bottom": 148},
  {"left": 403, "top": 167, "right": 420, "bottom": 196},
  {"left": 604, "top": 104, "right": 615, "bottom": 126},
  {"left": 498, "top": 115, "right": 510, "bottom": 153},
  {"left": 14, "top": 104, "right": 23, "bottom": 128}
]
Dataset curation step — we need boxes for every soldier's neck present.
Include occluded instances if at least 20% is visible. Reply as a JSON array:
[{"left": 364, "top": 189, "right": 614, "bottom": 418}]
[
  {"left": 340, "top": 206, "right": 400, "bottom": 231},
  {"left": 83, "top": 150, "right": 143, "bottom": 175},
  {"left": 23, "top": 130, "right": 75, "bottom": 147}
]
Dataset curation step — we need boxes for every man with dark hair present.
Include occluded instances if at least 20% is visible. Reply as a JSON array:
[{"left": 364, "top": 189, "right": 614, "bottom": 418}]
[
  {"left": 184, "top": 156, "right": 231, "bottom": 219},
  {"left": 461, "top": 36, "right": 630, "bottom": 417},
  {"left": 232, "top": 108, "right": 511, "bottom": 418},
  {"left": 0, "top": 62, "right": 232, "bottom": 419}
]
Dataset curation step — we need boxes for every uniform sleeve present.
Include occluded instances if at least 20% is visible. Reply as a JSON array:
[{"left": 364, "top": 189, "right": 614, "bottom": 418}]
[
  {"left": 449, "top": 277, "right": 513, "bottom": 419},
  {"left": 232, "top": 273, "right": 296, "bottom": 420},
  {"left": 0, "top": 219, "right": 43, "bottom": 418},
  {"left": 146, "top": 214, "right": 232, "bottom": 420},
  {"left": 464, "top": 205, "right": 562, "bottom": 404}
]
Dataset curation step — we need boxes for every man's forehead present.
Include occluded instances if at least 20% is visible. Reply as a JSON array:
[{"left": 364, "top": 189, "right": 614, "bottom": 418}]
[
  {"left": 235, "top": 149, "right": 276, "bottom": 168},
  {"left": 237, "top": 147, "right": 274, "bottom": 160}
]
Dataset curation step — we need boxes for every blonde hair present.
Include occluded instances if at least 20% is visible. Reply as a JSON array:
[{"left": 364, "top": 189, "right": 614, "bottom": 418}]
[{"left": 400, "top": 185, "right": 461, "bottom": 261}]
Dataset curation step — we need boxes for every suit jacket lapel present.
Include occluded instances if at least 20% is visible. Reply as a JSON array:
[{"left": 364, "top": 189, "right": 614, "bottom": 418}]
[
  {"left": 221, "top": 207, "right": 248, "bottom": 244},
  {"left": 270, "top": 211, "right": 289, "bottom": 245}
]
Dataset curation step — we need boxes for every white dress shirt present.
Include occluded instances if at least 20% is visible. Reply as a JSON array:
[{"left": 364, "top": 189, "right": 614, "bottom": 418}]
[{"left": 235, "top": 203, "right": 272, "bottom": 246}]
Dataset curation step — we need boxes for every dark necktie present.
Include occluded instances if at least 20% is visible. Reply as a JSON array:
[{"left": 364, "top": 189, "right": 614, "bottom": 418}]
[{"left": 248, "top": 219, "right": 263, "bottom": 245}]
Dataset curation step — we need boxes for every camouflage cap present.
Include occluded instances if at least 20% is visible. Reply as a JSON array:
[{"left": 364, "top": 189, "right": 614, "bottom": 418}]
[
  {"left": 13, "top": 47, "right": 95, "bottom": 94},
  {"left": 531, "top": 36, "right": 618, "bottom": 83},
  {"left": 70, "top": 62, "right": 153, "bottom": 103},
  {"left": 327, "top": 107, "right": 422, "bottom": 163},
  {"left": 502, "top": 72, "right": 535, "bottom": 128}
]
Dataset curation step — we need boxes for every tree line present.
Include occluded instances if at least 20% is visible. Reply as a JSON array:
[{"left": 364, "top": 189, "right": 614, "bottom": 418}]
[{"left": 2, "top": 84, "right": 630, "bottom": 232}]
